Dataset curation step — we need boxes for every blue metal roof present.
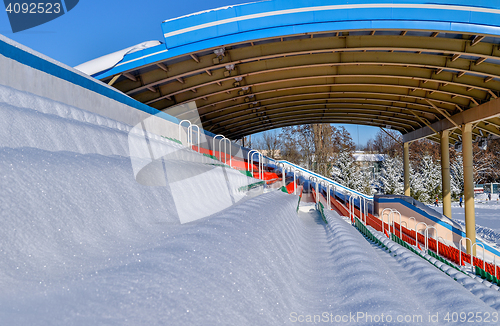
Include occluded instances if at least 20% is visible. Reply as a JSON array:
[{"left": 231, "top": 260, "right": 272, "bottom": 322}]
[{"left": 93, "top": 0, "right": 500, "bottom": 79}]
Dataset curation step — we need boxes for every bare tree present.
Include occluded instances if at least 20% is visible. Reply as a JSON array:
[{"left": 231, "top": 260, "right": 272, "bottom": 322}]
[
  {"left": 254, "top": 130, "right": 281, "bottom": 159},
  {"left": 278, "top": 126, "right": 303, "bottom": 164},
  {"left": 368, "top": 129, "right": 403, "bottom": 157},
  {"left": 333, "top": 126, "right": 356, "bottom": 153}
]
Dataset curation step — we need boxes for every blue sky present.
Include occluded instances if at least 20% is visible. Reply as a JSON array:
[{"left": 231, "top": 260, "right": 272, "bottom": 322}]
[
  {"left": 252, "top": 124, "right": 380, "bottom": 148},
  {"left": 0, "top": 0, "right": 252, "bottom": 66},
  {"left": 0, "top": 0, "right": 378, "bottom": 145}
]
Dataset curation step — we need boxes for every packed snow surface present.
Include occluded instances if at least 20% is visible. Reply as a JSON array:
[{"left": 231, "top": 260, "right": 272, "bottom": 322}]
[{"left": 2, "top": 83, "right": 500, "bottom": 324}]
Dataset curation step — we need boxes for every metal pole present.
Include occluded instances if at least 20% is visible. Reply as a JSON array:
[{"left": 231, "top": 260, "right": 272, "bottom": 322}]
[
  {"left": 463, "top": 123, "right": 476, "bottom": 255},
  {"left": 404, "top": 142, "right": 411, "bottom": 196},
  {"left": 441, "top": 130, "right": 451, "bottom": 218}
]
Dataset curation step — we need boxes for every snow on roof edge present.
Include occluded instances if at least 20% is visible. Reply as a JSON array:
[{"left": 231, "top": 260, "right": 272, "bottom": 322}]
[
  {"left": 162, "top": 1, "right": 268, "bottom": 23},
  {"left": 74, "top": 41, "right": 163, "bottom": 76}
]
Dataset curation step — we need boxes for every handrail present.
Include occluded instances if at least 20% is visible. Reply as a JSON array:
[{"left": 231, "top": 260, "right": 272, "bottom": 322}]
[
  {"left": 363, "top": 197, "right": 368, "bottom": 225},
  {"left": 425, "top": 225, "right": 438, "bottom": 252},
  {"left": 277, "top": 162, "right": 286, "bottom": 188},
  {"left": 381, "top": 208, "right": 395, "bottom": 236},
  {"left": 359, "top": 196, "right": 364, "bottom": 225},
  {"left": 219, "top": 137, "right": 232, "bottom": 167},
  {"left": 309, "top": 176, "right": 318, "bottom": 203},
  {"left": 349, "top": 195, "right": 354, "bottom": 223},
  {"left": 218, "top": 137, "right": 226, "bottom": 162},
  {"left": 327, "top": 183, "right": 333, "bottom": 210},
  {"left": 390, "top": 210, "right": 402, "bottom": 237},
  {"left": 437, "top": 236, "right": 446, "bottom": 256},
  {"left": 187, "top": 124, "right": 201, "bottom": 152},
  {"left": 269, "top": 160, "right": 374, "bottom": 224},
  {"left": 179, "top": 119, "right": 192, "bottom": 147},
  {"left": 415, "top": 221, "right": 428, "bottom": 250},
  {"left": 276, "top": 160, "right": 373, "bottom": 200},
  {"left": 472, "top": 242, "right": 486, "bottom": 271},
  {"left": 459, "top": 237, "right": 473, "bottom": 268},
  {"left": 408, "top": 217, "right": 417, "bottom": 234},
  {"left": 248, "top": 150, "right": 260, "bottom": 179},
  {"left": 319, "top": 181, "right": 327, "bottom": 206},
  {"left": 495, "top": 255, "right": 497, "bottom": 278},
  {"left": 293, "top": 169, "right": 301, "bottom": 195},
  {"left": 213, "top": 134, "right": 225, "bottom": 160},
  {"left": 259, "top": 153, "right": 264, "bottom": 179}
]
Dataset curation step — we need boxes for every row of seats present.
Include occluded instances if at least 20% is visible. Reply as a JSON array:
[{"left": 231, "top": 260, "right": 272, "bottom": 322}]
[
  {"left": 354, "top": 217, "right": 390, "bottom": 251},
  {"left": 475, "top": 266, "right": 500, "bottom": 286},
  {"left": 311, "top": 188, "right": 328, "bottom": 224},
  {"left": 314, "top": 187, "right": 494, "bottom": 282}
]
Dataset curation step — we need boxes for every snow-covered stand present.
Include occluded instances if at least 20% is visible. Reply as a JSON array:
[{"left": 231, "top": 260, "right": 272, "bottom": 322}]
[
  {"left": 373, "top": 195, "right": 500, "bottom": 274},
  {"left": 275, "top": 157, "right": 500, "bottom": 280},
  {"left": 0, "top": 34, "right": 285, "bottom": 287}
]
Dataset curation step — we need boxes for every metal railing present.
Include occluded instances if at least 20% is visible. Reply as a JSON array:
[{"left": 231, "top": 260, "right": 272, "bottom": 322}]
[
  {"left": 188, "top": 124, "right": 201, "bottom": 153},
  {"left": 472, "top": 242, "right": 486, "bottom": 271},
  {"left": 219, "top": 137, "right": 232, "bottom": 167},
  {"left": 179, "top": 120, "right": 201, "bottom": 152},
  {"left": 424, "top": 225, "right": 438, "bottom": 252},
  {"left": 277, "top": 162, "right": 286, "bottom": 188},
  {"left": 415, "top": 221, "right": 428, "bottom": 249},
  {"left": 247, "top": 150, "right": 263, "bottom": 180},
  {"left": 213, "top": 134, "right": 225, "bottom": 159},
  {"left": 327, "top": 183, "right": 334, "bottom": 210}
]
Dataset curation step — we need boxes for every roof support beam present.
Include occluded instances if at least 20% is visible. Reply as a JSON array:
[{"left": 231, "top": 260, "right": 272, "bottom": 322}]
[
  {"left": 476, "top": 57, "right": 487, "bottom": 66},
  {"left": 107, "top": 74, "right": 121, "bottom": 86},
  {"left": 410, "top": 111, "right": 438, "bottom": 135},
  {"left": 403, "top": 97, "right": 500, "bottom": 142},
  {"left": 380, "top": 127, "right": 403, "bottom": 145},
  {"left": 471, "top": 35, "right": 485, "bottom": 47},
  {"left": 126, "top": 39, "right": 500, "bottom": 96},
  {"left": 190, "top": 54, "right": 200, "bottom": 63},
  {"left": 123, "top": 72, "right": 137, "bottom": 82},
  {"left": 157, "top": 63, "right": 168, "bottom": 72},
  {"left": 425, "top": 99, "right": 461, "bottom": 129}
]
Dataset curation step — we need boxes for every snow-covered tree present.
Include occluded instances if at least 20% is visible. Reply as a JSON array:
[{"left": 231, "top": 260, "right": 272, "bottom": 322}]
[
  {"left": 422, "top": 155, "right": 441, "bottom": 202},
  {"left": 410, "top": 164, "right": 425, "bottom": 200},
  {"left": 332, "top": 150, "right": 363, "bottom": 191},
  {"left": 411, "top": 155, "right": 441, "bottom": 203},
  {"left": 379, "top": 156, "right": 404, "bottom": 195},
  {"left": 359, "top": 167, "right": 375, "bottom": 195},
  {"left": 450, "top": 154, "right": 464, "bottom": 198}
]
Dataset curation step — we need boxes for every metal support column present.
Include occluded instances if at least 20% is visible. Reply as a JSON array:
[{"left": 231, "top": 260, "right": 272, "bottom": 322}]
[
  {"left": 441, "top": 130, "right": 452, "bottom": 218},
  {"left": 462, "top": 123, "right": 476, "bottom": 255},
  {"left": 404, "top": 142, "right": 410, "bottom": 196}
]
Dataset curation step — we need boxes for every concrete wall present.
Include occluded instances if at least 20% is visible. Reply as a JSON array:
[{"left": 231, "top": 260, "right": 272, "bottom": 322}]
[{"left": 0, "top": 34, "right": 180, "bottom": 142}]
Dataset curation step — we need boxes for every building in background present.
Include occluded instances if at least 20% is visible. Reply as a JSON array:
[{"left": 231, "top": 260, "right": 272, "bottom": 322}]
[{"left": 353, "top": 152, "right": 385, "bottom": 177}]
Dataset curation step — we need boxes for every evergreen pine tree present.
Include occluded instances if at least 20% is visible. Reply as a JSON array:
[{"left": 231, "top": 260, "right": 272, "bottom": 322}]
[
  {"left": 417, "top": 155, "right": 441, "bottom": 203},
  {"left": 379, "top": 156, "right": 404, "bottom": 195},
  {"left": 450, "top": 154, "right": 464, "bottom": 198},
  {"left": 332, "top": 150, "right": 363, "bottom": 191}
]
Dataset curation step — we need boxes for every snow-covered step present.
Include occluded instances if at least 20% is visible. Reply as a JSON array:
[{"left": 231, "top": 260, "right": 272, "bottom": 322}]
[{"left": 365, "top": 225, "right": 500, "bottom": 311}]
